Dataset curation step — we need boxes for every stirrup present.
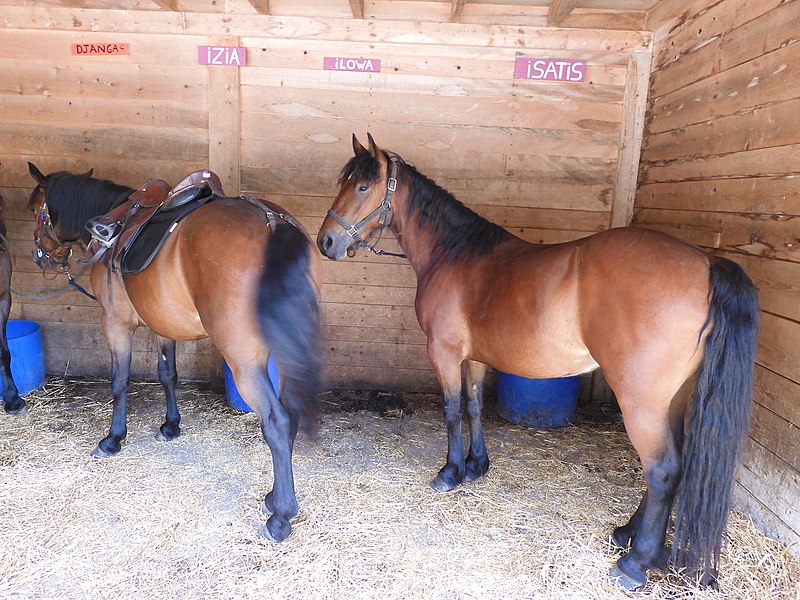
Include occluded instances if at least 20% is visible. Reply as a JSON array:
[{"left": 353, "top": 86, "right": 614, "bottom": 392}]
[{"left": 86, "top": 216, "right": 121, "bottom": 248}]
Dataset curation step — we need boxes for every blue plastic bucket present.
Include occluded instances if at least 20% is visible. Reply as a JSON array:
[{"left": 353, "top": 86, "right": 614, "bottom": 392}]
[
  {"left": 1, "top": 320, "right": 46, "bottom": 398},
  {"left": 223, "top": 354, "right": 279, "bottom": 413},
  {"left": 496, "top": 373, "right": 580, "bottom": 428}
]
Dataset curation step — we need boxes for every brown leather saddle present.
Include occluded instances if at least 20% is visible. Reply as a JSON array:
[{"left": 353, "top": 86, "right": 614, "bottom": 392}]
[{"left": 86, "top": 170, "right": 225, "bottom": 274}]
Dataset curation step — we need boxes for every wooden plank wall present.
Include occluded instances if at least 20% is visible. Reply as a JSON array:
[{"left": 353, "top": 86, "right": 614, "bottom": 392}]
[
  {"left": 641, "top": 0, "right": 800, "bottom": 555},
  {"left": 0, "top": 3, "right": 650, "bottom": 392}
]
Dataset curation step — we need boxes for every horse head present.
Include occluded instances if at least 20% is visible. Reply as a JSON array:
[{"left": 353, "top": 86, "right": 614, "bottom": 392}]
[
  {"left": 317, "top": 133, "right": 398, "bottom": 260},
  {"left": 27, "top": 162, "right": 92, "bottom": 270}
]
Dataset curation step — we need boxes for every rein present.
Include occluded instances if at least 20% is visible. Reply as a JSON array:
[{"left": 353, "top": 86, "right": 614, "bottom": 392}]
[{"left": 327, "top": 155, "right": 407, "bottom": 259}]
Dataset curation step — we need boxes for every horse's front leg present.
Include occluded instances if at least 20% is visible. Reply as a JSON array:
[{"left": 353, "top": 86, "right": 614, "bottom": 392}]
[
  {"left": 90, "top": 267, "right": 140, "bottom": 457},
  {"left": 463, "top": 360, "right": 489, "bottom": 482},
  {"left": 155, "top": 337, "right": 181, "bottom": 441},
  {"left": 92, "top": 320, "right": 136, "bottom": 457},
  {"left": 0, "top": 269, "right": 24, "bottom": 414},
  {"left": 429, "top": 347, "right": 466, "bottom": 492}
]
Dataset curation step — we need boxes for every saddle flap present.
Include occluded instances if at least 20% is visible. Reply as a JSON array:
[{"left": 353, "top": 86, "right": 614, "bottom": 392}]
[
  {"left": 129, "top": 179, "right": 170, "bottom": 208},
  {"left": 167, "top": 170, "right": 225, "bottom": 208}
]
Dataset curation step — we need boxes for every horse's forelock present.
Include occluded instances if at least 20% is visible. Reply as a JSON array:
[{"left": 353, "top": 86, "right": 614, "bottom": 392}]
[{"left": 337, "top": 151, "right": 383, "bottom": 188}]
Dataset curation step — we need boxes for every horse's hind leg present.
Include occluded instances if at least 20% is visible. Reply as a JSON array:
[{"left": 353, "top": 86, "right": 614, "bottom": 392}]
[
  {"left": 155, "top": 337, "right": 181, "bottom": 441},
  {"left": 611, "top": 491, "right": 648, "bottom": 551},
  {"left": 610, "top": 405, "right": 683, "bottom": 591},
  {"left": 463, "top": 360, "right": 489, "bottom": 482},
  {"left": 232, "top": 362, "right": 299, "bottom": 542},
  {"left": 0, "top": 262, "right": 24, "bottom": 414}
]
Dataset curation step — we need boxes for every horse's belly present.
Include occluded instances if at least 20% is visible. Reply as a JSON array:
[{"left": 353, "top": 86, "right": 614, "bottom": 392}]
[
  {"left": 474, "top": 329, "right": 599, "bottom": 379},
  {"left": 124, "top": 271, "right": 209, "bottom": 340}
]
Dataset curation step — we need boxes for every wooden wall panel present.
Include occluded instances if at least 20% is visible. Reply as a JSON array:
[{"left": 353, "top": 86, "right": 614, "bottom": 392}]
[
  {"left": 642, "top": 0, "right": 800, "bottom": 555},
  {"left": 229, "top": 18, "right": 651, "bottom": 391},
  {"left": 0, "top": 3, "right": 650, "bottom": 395}
]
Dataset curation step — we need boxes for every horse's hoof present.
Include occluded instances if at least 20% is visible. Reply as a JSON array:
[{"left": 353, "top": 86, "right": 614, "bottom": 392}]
[
  {"left": 3, "top": 400, "right": 28, "bottom": 415},
  {"left": 609, "top": 563, "right": 646, "bottom": 592},
  {"left": 258, "top": 523, "right": 276, "bottom": 542},
  {"left": 260, "top": 515, "right": 291, "bottom": 543},
  {"left": 90, "top": 446, "right": 112, "bottom": 459},
  {"left": 430, "top": 475, "right": 459, "bottom": 493},
  {"left": 157, "top": 423, "right": 180, "bottom": 441}
]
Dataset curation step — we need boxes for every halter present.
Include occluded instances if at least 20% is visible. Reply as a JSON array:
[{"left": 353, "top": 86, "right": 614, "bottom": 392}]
[{"left": 326, "top": 155, "right": 406, "bottom": 258}]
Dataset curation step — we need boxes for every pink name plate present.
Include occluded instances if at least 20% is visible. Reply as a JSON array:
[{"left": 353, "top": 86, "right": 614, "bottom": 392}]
[
  {"left": 323, "top": 57, "right": 381, "bottom": 72},
  {"left": 514, "top": 58, "right": 586, "bottom": 82},
  {"left": 198, "top": 46, "right": 247, "bottom": 66}
]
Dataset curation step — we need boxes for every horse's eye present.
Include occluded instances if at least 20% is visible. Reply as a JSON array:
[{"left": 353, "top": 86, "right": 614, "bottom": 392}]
[{"left": 357, "top": 184, "right": 369, "bottom": 193}]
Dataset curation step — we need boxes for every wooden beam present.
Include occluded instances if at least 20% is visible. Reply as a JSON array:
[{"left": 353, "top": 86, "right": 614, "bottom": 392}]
[
  {"left": 247, "top": 0, "right": 271, "bottom": 15},
  {"left": 450, "top": 0, "right": 466, "bottom": 23},
  {"left": 150, "top": 0, "right": 180, "bottom": 10},
  {"left": 547, "top": 0, "right": 580, "bottom": 26},
  {"left": 207, "top": 35, "right": 241, "bottom": 196},
  {"left": 611, "top": 51, "right": 651, "bottom": 228},
  {"left": 348, "top": 0, "right": 364, "bottom": 19}
]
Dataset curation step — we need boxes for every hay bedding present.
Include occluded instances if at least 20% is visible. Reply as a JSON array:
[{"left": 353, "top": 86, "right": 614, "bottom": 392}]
[{"left": 0, "top": 379, "right": 797, "bottom": 600}]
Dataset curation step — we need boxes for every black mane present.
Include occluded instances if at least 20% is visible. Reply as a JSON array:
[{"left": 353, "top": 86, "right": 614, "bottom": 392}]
[
  {"left": 33, "top": 172, "right": 134, "bottom": 243},
  {"left": 340, "top": 150, "right": 509, "bottom": 263}
]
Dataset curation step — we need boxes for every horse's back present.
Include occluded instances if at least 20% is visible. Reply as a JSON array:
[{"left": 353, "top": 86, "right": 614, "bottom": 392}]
[{"left": 124, "top": 198, "right": 318, "bottom": 350}]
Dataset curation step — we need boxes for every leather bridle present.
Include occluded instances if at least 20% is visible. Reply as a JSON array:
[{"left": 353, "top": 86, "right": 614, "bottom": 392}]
[
  {"left": 32, "top": 189, "right": 78, "bottom": 271},
  {"left": 326, "top": 155, "right": 406, "bottom": 258}
]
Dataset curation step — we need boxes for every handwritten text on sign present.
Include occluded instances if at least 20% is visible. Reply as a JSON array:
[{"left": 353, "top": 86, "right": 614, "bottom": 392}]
[
  {"left": 198, "top": 46, "right": 247, "bottom": 66},
  {"left": 323, "top": 57, "right": 381, "bottom": 73},
  {"left": 71, "top": 43, "right": 129, "bottom": 56},
  {"left": 514, "top": 58, "right": 586, "bottom": 82}
]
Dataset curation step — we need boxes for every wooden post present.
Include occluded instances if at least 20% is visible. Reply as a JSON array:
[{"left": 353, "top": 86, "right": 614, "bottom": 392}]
[
  {"left": 611, "top": 51, "right": 651, "bottom": 228},
  {"left": 207, "top": 35, "right": 241, "bottom": 196}
]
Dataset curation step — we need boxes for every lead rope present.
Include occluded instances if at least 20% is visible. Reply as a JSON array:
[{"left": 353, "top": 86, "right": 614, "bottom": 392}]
[{"left": 10, "top": 257, "right": 99, "bottom": 302}]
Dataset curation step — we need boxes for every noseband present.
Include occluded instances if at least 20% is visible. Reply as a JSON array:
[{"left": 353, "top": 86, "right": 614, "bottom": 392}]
[{"left": 327, "top": 155, "right": 406, "bottom": 258}]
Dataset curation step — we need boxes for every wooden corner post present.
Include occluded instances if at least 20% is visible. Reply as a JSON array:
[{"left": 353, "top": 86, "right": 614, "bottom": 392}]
[{"left": 611, "top": 51, "right": 651, "bottom": 228}]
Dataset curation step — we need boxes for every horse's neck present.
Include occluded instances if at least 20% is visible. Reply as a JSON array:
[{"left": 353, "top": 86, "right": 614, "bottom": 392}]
[{"left": 391, "top": 195, "right": 443, "bottom": 276}]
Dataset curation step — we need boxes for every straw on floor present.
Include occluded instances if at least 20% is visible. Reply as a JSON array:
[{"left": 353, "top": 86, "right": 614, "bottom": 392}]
[{"left": 0, "top": 377, "right": 797, "bottom": 599}]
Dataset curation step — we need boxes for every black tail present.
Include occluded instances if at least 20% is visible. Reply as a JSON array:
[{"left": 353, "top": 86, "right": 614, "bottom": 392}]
[
  {"left": 672, "top": 258, "right": 759, "bottom": 582},
  {"left": 258, "top": 221, "right": 322, "bottom": 427}
]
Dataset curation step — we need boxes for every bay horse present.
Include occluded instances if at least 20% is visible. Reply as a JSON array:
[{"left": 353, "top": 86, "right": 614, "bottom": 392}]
[
  {"left": 28, "top": 163, "right": 322, "bottom": 541},
  {"left": 0, "top": 195, "right": 25, "bottom": 414},
  {"left": 317, "top": 134, "right": 759, "bottom": 590}
]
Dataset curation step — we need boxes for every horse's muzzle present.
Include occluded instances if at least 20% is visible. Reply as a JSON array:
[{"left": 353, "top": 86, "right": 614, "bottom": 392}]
[{"left": 316, "top": 231, "right": 352, "bottom": 260}]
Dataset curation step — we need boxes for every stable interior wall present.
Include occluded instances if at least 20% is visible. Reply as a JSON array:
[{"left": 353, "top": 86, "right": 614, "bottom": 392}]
[
  {"left": 0, "top": 3, "right": 651, "bottom": 390},
  {"left": 640, "top": 0, "right": 799, "bottom": 555}
]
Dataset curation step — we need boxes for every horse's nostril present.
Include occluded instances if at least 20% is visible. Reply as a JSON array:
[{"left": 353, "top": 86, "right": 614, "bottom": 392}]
[{"left": 319, "top": 235, "right": 333, "bottom": 252}]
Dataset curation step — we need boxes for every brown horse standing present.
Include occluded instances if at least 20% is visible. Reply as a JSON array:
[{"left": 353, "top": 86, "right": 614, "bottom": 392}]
[
  {"left": 0, "top": 195, "right": 25, "bottom": 414},
  {"left": 28, "top": 163, "right": 322, "bottom": 541},
  {"left": 317, "top": 135, "right": 759, "bottom": 590}
]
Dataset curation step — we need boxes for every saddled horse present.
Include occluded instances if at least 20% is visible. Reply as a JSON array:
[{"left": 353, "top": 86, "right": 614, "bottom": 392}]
[
  {"left": 317, "top": 134, "right": 760, "bottom": 590},
  {"left": 0, "top": 195, "right": 25, "bottom": 414},
  {"left": 28, "top": 163, "right": 322, "bottom": 541}
]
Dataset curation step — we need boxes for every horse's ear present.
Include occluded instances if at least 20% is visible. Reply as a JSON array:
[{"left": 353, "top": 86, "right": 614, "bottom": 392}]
[
  {"left": 28, "top": 162, "right": 46, "bottom": 184},
  {"left": 366, "top": 132, "right": 381, "bottom": 159},
  {"left": 80, "top": 168, "right": 94, "bottom": 178},
  {"left": 352, "top": 134, "right": 366, "bottom": 156}
]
